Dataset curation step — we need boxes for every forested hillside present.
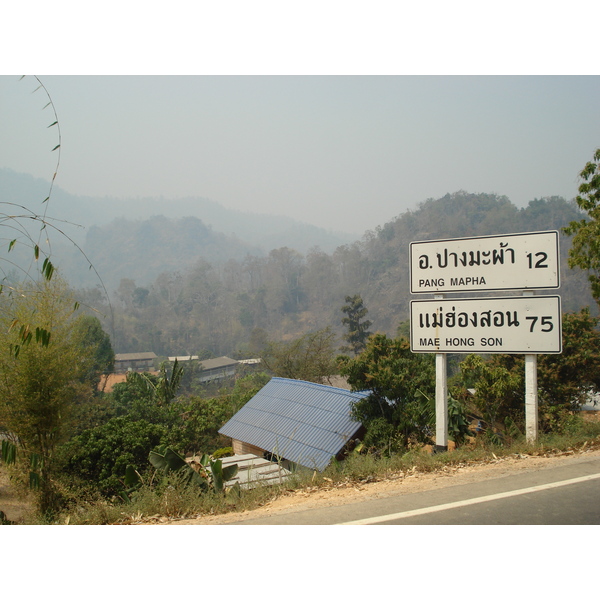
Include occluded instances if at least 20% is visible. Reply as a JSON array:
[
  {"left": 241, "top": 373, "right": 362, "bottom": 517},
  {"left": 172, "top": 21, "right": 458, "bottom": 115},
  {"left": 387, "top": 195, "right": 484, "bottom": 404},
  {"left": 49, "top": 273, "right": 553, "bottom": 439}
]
[{"left": 73, "top": 191, "right": 595, "bottom": 357}]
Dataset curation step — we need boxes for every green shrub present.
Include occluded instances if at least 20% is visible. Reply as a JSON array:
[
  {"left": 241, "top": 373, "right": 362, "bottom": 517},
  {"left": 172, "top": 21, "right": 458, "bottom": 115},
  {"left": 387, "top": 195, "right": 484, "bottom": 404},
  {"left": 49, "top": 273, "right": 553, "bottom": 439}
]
[
  {"left": 57, "top": 417, "right": 171, "bottom": 496},
  {"left": 212, "top": 447, "right": 234, "bottom": 459}
]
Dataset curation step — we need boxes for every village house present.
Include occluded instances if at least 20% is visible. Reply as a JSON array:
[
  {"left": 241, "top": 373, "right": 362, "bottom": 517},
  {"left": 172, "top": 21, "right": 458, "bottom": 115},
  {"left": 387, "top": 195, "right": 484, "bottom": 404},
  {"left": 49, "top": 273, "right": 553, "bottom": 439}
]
[
  {"left": 114, "top": 352, "right": 158, "bottom": 373},
  {"left": 219, "top": 377, "right": 369, "bottom": 472}
]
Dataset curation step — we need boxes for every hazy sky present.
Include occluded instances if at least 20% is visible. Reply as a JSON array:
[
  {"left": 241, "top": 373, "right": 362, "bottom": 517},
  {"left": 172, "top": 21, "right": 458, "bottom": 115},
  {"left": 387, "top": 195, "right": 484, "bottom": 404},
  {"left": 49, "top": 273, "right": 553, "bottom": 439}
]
[{"left": 2, "top": 75, "right": 599, "bottom": 235}]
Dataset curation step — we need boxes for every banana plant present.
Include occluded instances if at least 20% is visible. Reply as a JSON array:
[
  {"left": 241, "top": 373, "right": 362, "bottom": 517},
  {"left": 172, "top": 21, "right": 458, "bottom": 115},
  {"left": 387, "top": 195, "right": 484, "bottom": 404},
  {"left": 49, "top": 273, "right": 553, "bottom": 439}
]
[
  {"left": 148, "top": 446, "right": 238, "bottom": 492},
  {"left": 118, "top": 465, "right": 144, "bottom": 504}
]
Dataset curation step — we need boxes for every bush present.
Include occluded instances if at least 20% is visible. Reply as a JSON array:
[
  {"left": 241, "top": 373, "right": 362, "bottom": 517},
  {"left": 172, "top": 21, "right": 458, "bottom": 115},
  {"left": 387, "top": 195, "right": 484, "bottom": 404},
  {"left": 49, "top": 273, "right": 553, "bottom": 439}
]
[
  {"left": 58, "top": 417, "right": 171, "bottom": 496},
  {"left": 212, "top": 447, "right": 234, "bottom": 459}
]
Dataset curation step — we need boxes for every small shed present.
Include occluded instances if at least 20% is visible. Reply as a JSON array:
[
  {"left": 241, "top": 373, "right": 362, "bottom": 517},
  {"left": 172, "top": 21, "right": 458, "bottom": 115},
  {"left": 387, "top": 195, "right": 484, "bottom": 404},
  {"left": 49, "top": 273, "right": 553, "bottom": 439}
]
[{"left": 218, "top": 377, "right": 369, "bottom": 471}]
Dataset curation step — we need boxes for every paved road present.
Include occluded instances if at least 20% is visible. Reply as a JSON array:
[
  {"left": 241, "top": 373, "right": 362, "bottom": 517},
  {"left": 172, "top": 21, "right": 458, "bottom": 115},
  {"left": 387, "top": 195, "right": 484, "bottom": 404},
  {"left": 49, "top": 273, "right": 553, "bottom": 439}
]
[{"left": 230, "top": 454, "right": 600, "bottom": 525}]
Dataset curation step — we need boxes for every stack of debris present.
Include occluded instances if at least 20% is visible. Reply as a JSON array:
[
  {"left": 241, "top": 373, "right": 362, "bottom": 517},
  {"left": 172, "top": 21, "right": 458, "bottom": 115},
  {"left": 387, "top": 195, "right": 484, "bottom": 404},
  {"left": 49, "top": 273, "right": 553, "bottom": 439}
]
[{"left": 218, "top": 454, "right": 293, "bottom": 489}]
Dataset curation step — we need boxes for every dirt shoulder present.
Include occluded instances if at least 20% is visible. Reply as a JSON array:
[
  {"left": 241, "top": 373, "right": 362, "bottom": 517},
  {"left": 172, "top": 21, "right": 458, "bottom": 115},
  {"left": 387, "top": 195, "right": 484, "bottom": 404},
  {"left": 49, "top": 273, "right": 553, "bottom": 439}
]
[{"left": 166, "top": 444, "right": 600, "bottom": 525}]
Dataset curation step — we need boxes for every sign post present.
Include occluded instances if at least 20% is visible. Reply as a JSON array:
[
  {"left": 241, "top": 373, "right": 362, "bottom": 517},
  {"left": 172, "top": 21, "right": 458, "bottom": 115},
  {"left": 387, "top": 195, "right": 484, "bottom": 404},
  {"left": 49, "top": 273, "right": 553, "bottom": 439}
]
[
  {"left": 409, "top": 231, "right": 561, "bottom": 448},
  {"left": 523, "top": 291, "right": 538, "bottom": 443},
  {"left": 434, "top": 294, "right": 448, "bottom": 452}
]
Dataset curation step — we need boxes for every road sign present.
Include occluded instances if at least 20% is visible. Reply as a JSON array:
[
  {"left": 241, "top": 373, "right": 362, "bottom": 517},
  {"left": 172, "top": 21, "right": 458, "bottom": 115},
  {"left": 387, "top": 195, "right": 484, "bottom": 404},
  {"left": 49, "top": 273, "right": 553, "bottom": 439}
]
[
  {"left": 410, "top": 231, "right": 560, "bottom": 294},
  {"left": 410, "top": 295, "right": 562, "bottom": 354}
]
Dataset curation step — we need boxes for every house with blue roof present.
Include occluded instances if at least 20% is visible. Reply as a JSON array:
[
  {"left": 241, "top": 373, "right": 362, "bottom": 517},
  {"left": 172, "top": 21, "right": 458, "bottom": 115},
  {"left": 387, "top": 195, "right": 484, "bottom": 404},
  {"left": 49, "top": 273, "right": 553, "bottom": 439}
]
[{"left": 218, "top": 377, "right": 370, "bottom": 472}]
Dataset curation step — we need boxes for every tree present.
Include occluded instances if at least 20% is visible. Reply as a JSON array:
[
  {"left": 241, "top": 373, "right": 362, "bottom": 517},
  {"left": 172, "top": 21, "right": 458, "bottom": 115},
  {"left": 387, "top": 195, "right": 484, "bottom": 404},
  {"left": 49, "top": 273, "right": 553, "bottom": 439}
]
[
  {"left": 72, "top": 314, "right": 115, "bottom": 392},
  {"left": 0, "top": 276, "right": 96, "bottom": 516},
  {"left": 340, "top": 294, "right": 372, "bottom": 355},
  {"left": 262, "top": 327, "right": 338, "bottom": 384},
  {"left": 480, "top": 308, "right": 600, "bottom": 433},
  {"left": 126, "top": 359, "right": 184, "bottom": 406},
  {"left": 338, "top": 334, "right": 437, "bottom": 452},
  {"left": 563, "top": 148, "right": 600, "bottom": 305}
]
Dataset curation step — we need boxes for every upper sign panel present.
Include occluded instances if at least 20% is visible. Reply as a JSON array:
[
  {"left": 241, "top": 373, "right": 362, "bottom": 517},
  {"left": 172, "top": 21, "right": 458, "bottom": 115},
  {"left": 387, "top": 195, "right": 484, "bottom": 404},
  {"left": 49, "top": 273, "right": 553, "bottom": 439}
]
[{"left": 410, "top": 231, "right": 560, "bottom": 294}]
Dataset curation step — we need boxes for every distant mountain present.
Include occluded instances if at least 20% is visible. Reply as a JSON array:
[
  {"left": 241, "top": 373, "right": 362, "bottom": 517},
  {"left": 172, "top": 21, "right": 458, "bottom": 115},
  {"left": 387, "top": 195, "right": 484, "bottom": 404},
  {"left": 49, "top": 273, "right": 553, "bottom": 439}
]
[
  {"left": 0, "top": 169, "right": 357, "bottom": 289},
  {"left": 0, "top": 169, "right": 355, "bottom": 251}
]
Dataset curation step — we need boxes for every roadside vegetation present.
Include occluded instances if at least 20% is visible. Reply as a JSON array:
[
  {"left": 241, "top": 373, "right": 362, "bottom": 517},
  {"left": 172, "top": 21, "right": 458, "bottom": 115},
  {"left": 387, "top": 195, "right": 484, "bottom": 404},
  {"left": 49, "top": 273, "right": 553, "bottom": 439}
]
[
  {"left": 4, "top": 418, "right": 599, "bottom": 525},
  {"left": 2, "top": 283, "right": 600, "bottom": 524}
]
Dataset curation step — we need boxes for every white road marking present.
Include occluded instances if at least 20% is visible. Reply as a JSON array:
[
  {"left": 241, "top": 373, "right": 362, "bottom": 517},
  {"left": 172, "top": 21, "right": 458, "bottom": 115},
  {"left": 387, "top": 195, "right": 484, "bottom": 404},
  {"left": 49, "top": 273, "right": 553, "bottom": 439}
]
[{"left": 337, "top": 472, "right": 600, "bottom": 525}]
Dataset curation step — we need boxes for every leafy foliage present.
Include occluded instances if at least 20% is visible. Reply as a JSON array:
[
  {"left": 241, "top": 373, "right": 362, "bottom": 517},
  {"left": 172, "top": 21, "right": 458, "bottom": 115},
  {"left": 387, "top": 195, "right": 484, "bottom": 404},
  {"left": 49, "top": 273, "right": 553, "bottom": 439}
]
[
  {"left": 149, "top": 446, "right": 238, "bottom": 493},
  {"left": 459, "top": 354, "right": 522, "bottom": 440},
  {"left": 126, "top": 358, "right": 184, "bottom": 406},
  {"left": 564, "top": 148, "right": 600, "bottom": 306},
  {"left": 262, "top": 327, "right": 338, "bottom": 383},
  {"left": 338, "top": 333, "right": 437, "bottom": 452},
  {"left": 72, "top": 314, "right": 115, "bottom": 391},
  {"left": 56, "top": 371, "right": 266, "bottom": 498},
  {"left": 459, "top": 309, "right": 600, "bottom": 435},
  {"left": 59, "top": 417, "right": 171, "bottom": 496},
  {"left": 0, "top": 277, "right": 96, "bottom": 514}
]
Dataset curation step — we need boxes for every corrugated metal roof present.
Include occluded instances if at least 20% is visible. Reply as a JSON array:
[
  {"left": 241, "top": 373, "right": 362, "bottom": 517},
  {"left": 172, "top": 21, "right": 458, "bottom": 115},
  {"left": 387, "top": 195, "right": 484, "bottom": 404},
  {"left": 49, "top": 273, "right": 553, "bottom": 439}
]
[
  {"left": 218, "top": 378, "right": 370, "bottom": 471},
  {"left": 200, "top": 356, "right": 239, "bottom": 370},
  {"left": 115, "top": 352, "right": 157, "bottom": 361}
]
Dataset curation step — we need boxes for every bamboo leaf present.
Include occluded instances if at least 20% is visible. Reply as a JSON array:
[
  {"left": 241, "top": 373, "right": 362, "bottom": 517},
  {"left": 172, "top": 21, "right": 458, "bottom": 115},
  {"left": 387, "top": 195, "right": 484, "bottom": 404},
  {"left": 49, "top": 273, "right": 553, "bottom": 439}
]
[
  {"left": 8, "top": 240, "right": 16, "bottom": 252},
  {"left": 42, "top": 258, "right": 55, "bottom": 280},
  {"left": 47, "top": 121, "right": 58, "bottom": 128},
  {"left": 1, "top": 441, "right": 17, "bottom": 465},
  {"left": 35, "top": 327, "right": 51, "bottom": 347},
  {"left": 51, "top": 144, "right": 60, "bottom": 152},
  {"left": 29, "top": 472, "right": 40, "bottom": 491},
  {"left": 34, "top": 245, "right": 40, "bottom": 260}
]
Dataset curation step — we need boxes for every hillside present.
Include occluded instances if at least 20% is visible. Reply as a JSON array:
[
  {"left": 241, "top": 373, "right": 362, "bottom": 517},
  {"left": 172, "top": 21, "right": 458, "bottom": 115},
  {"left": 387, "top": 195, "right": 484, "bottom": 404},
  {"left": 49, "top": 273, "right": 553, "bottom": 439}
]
[
  {"left": 1, "top": 167, "right": 594, "bottom": 356},
  {"left": 63, "top": 191, "right": 596, "bottom": 357}
]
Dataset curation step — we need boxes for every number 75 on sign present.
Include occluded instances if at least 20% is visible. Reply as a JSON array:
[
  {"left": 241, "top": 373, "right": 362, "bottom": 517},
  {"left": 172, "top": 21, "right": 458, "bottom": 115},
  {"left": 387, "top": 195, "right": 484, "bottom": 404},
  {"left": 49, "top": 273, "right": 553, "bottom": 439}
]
[{"left": 410, "top": 295, "right": 562, "bottom": 354}]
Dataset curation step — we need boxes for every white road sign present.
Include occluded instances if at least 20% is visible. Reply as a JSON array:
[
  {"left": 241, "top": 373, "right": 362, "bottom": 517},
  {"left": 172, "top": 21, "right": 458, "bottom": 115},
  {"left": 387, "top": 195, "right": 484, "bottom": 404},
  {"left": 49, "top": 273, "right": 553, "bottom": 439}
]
[
  {"left": 410, "top": 231, "right": 560, "bottom": 294},
  {"left": 410, "top": 295, "right": 562, "bottom": 354}
]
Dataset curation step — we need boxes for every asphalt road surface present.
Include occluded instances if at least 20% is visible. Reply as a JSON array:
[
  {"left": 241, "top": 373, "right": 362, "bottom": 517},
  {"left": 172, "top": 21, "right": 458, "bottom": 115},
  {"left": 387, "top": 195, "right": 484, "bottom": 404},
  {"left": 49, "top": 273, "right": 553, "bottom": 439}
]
[{"left": 230, "top": 454, "right": 600, "bottom": 525}]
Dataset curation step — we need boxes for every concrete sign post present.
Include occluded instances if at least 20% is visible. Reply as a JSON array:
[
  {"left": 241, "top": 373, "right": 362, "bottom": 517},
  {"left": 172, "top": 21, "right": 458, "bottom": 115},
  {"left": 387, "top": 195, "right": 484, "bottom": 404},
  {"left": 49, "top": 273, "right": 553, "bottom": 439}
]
[
  {"left": 434, "top": 294, "right": 448, "bottom": 452},
  {"left": 410, "top": 230, "right": 562, "bottom": 449},
  {"left": 523, "top": 291, "right": 539, "bottom": 443}
]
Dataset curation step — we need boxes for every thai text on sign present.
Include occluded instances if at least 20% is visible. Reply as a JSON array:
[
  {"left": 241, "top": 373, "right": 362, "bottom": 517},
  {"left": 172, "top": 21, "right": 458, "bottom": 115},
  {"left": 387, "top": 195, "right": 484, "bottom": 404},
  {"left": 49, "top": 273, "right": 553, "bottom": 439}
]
[{"left": 410, "top": 231, "right": 560, "bottom": 293}]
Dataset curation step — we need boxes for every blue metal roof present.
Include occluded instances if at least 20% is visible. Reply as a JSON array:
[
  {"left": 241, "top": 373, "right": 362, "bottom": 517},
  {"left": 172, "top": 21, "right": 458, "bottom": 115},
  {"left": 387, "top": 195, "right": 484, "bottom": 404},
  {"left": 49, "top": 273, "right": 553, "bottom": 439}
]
[{"left": 218, "top": 377, "right": 370, "bottom": 471}]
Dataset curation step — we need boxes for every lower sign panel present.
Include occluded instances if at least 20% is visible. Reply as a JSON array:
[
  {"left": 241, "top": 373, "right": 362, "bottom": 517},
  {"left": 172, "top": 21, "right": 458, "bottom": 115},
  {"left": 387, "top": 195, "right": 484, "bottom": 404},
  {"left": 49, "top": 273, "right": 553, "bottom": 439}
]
[{"left": 411, "top": 296, "right": 562, "bottom": 354}]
